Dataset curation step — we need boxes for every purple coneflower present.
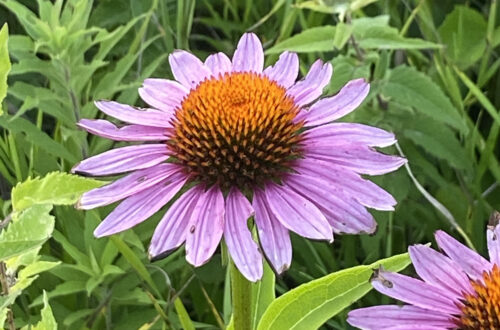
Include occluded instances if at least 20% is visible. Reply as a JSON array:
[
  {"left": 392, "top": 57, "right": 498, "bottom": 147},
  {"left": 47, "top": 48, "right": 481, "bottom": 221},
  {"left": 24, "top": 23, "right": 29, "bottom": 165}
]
[
  {"left": 73, "top": 33, "right": 405, "bottom": 282},
  {"left": 347, "top": 222, "right": 500, "bottom": 329}
]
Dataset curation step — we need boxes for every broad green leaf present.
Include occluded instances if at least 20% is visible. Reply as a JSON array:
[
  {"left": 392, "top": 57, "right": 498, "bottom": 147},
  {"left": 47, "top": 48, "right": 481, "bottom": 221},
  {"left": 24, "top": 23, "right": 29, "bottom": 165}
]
[
  {"left": 30, "top": 292, "right": 57, "bottom": 330},
  {"left": 174, "top": 298, "right": 195, "bottom": 330},
  {"left": 383, "top": 66, "right": 467, "bottom": 132},
  {"left": 11, "top": 171, "right": 106, "bottom": 212},
  {"left": 0, "top": 23, "right": 10, "bottom": 116},
  {"left": 251, "top": 263, "right": 275, "bottom": 329},
  {"left": 18, "top": 261, "right": 60, "bottom": 279},
  {"left": 0, "top": 204, "right": 54, "bottom": 261},
  {"left": 358, "top": 26, "right": 440, "bottom": 50},
  {"left": 257, "top": 252, "right": 411, "bottom": 330}
]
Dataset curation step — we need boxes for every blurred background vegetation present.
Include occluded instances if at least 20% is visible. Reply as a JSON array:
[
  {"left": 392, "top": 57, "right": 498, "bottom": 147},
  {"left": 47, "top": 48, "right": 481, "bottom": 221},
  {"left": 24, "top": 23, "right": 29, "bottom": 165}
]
[{"left": 0, "top": 0, "right": 499, "bottom": 328}]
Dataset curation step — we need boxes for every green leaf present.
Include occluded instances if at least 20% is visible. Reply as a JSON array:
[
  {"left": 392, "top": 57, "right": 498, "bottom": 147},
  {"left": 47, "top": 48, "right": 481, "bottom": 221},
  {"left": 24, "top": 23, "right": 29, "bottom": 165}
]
[
  {"left": 257, "top": 252, "right": 411, "bottom": 330},
  {"left": 0, "top": 204, "right": 54, "bottom": 261},
  {"left": 383, "top": 66, "right": 467, "bottom": 132},
  {"left": 11, "top": 171, "right": 106, "bottom": 212},
  {"left": 251, "top": 263, "right": 275, "bottom": 329},
  {"left": 174, "top": 298, "right": 195, "bottom": 330},
  {"left": 358, "top": 26, "right": 440, "bottom": 50},
  {"left": 31, "top": 292, "right": 57, "bottom": 330},
  {"left": 0, "top": 23, "right": 10, "bottom": 116}
]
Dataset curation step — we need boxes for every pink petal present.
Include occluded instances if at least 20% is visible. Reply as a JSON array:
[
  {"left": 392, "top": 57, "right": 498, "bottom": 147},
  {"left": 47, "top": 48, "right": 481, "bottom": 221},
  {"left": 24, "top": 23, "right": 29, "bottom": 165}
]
[
  {"left": 78, "top": 119, "right": 168, "bottom": 141},
  {"left": 409, "top": 245, "right": 473, "bottom": 299},
  {"left": 287, "top": 59, "right": 332, "bottom": 107},
  {"left": 138, "top": 78, "right": 188, "bottom": 112},
  {"left": 435, "top": 230, "right": 492, "bottom": 280},
  {"left": 348, "top": 305, "right": 455, "bottom": 330},
  {"left": 294, "top": 158, "right": 397, "bottom": 211},
  {"left": 304, "top": 144, "right": 407, "bottom": 176},
  {"left": 95, "top": 101, "right": 172, "bottom": 128},
  {"left": 232, "top": 33, "right": 264, "bottom": 73},
  {"left": 78, "top": 163, "right": 182, "bottom": 210},
  {"left": 263, "top": 51, "right": 299, "bottom": 88},
  {"left": 298, "top": 78, "right": 370, "bottom": 126},
  {"left": 168, "top": 50, "right": 212, "bottom": 89},
  {"left": 487, "top": 222, "right": 500, "bottom": 265},
  {"left": 185, "top": 185, "right": 225, "bottom": 267},
  {"left": 205, "top": 52, "right": 232, "bottom": 77},
  {"left": 284, "top": 173, "right": 376, "bottom": 234},
  {"left": 224, "top": 188, "right": 262, "bottom": 282},
  {"left": 71, "top": 144, "right": 169, "bottom": 176},
  {"left": 253, "top": 188, "right": 292, "bottom": 274},
  {"left": 371, "top": 270, "right": 460, "bottom": 315},
  {"left": 303, "top": 123, "right": 396, "bottom": 148},
  {"left": 149, "top": 185, "right": 204, "bottom": 257},
  {"left": 264, "top": 183, "right": 333, "bottom": 241},
  {"left": 94, "top": 173, "right": 187, "bottom": 237}
]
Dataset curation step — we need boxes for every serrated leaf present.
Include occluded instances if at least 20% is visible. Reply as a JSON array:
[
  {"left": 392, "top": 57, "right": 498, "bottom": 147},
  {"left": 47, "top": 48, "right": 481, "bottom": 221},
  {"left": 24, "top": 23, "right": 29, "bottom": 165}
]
[
  {"left": 12, "top": 171, "right": 106, "bottom": 212},
  {"left": 257, "top": 252, "right": 410, "bottom": 330},
  {"left": 31, "top": 292, "right": 57, "bottom": 330},
  {"left": 0, "top": 23, "right": 10, "bottom": 116}
]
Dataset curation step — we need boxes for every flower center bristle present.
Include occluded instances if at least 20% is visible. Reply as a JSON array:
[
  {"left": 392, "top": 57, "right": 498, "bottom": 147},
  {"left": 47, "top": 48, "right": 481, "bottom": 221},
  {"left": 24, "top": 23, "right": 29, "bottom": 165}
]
[
  {"left": 458, "top": 265, "right": 500, "bottom": 329},
  {"left": 168, "top": 72, "right": 304, "bottom": 189}
]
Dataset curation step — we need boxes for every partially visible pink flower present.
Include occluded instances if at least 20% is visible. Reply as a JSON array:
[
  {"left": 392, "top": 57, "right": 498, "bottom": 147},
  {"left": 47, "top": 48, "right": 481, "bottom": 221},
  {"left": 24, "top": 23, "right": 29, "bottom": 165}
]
[
  {"left": 73, "top": 33, "right": 405, "bottom": 282},
  {"left": 348, "top": 222, "right": 500, "bottom": 329}
]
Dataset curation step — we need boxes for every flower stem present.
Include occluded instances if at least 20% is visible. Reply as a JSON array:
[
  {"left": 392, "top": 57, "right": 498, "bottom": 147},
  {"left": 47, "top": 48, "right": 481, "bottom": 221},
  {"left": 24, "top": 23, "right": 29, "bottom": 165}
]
[{"left": 231, "top": 261, "right": 252, "bottom": 330}]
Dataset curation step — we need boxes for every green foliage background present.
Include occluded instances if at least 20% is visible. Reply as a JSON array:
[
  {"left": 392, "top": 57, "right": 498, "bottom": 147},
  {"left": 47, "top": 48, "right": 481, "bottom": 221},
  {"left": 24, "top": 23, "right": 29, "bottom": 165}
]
[{"left": 0, "top": 0, "right": 499, "bottom": 329}]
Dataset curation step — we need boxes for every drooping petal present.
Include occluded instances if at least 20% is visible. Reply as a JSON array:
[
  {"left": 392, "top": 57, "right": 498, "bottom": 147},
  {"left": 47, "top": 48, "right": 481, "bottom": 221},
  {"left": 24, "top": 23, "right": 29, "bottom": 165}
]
[
  {"left": 138, "top": 79, "right": 188, "bottom": 112},
  {"left": 78, "top": 163, "right": 182, "bottom": 210},
  {"left": 95, "top": 101, "right": 172, "bottom": 128},
  {"left": 264, "top": 183, "right": 333, "bottom": 241},
  {"left": 94, "top": 172, "right": 187, "bottom": 237},
  {"left": 347, "top": 305, "right": 455, "bottom": 330},
  {"left": 205, "top": 52, "right": 232, "bottom": 77},
  {"left": 253, "top": 188, "right": 292, "bottom": 274},
  {"left": 71, "top": 144, "right": 169, "bottom": 176},
  {"left": 298, "top": 78, "right": 370, "bottom": 126},
  {"left": 263, "top": 51, "right": 299, "bottom": 88},
  {"left": 304, "top": 144, "right": 407, "bottom": 176},
  {"left": 303, "top": 123, "right": 396, "bottom": 148},
  {"left": 294, "top": 158, "right": 397, "bottom": 211},
  {"left": 232, "top": 33, "right": 264, "bottom": 73},
  {"left": 409, "top": 244, "right": 473, "bottom": 299},
  {"left": 149, "top": 185, "right": 204, "bottom": 257},
  {"left": 169, "top": 50, "right": 212, "bottom": 89},
  {"left": 487, "top": 222, "right": 500, "bottom": 265},
  {"left": 370, "top": 270, "right": 460, "bottom": 315},
  {"left": 435, "top": 230, "right": 492, "bottom": 280},
  {"left": 224, "top": 188, "right": 262, "bottom": 282},
  {"left": 284, "top": 173, "right": 376, "bottom": 234},
  {"left": 185, "top": 185, "right": 225, "bottom": 267},
  {"left": 287, "top": 59, "right": 332, "bottom": 107},
  {"left": 78, "top": 119, "right": 168, "bottom": 141}
]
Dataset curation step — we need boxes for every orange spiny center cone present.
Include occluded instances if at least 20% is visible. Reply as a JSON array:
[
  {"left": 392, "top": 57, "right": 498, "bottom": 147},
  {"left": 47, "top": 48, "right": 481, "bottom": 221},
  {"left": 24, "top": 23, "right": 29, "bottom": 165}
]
[
  {"left": 168, "top": 72, "right": 304, "bottom": 189},
  {"left": 458, "top": 265, "right": 500, "bottom": 329}
]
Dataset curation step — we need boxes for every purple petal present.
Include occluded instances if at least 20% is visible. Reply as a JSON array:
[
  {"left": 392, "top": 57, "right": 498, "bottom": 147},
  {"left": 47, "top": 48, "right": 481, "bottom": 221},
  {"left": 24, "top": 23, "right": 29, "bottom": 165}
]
[
  {"left": 94, "top": 172, "right": 187, "bottom": 237},
  {"left": 78, "top": 119, "right": 168, "bottom": 141},
  {"left": 169, "top": 50, "right": 212, "bottom": 89},
  {"left": 149, "top": 185, "right": 204, "bottom": 257},
  {"left": 298, "top": 78, "right": 370, "bottom": 126},
  {"left": 304, "top": 144, "right": 407, "bottom": 176},
  {"left": 371, "top": 270, "right": 460, "bottom": 315},
  {"left": 205, "top": 52, "right": 232, "bottom": 77},
  {"left": 95, "top": 101, "right": 172, "bottom": 128},
  {"left": 435, "top": 230, "right": 492, "bottom": 280},
  {"left": 71, "top": 144, "right": 169, "bottom": 176},
  {"left": 263, "top": 51, "right": 299, "bottom": 88},
  {"left": 78, "top": 163, "right": 182, "bottom": 210},
  {"left": 284, "top": 173, "right": 376, "bottom": 234},
  {"left": 409, "top": 244, "right": 473, "bottom": 299},
  {"left": 138, "top": 79, "right": 188, "bottom": 112},
  {"left": 303, "top": 123, "right": 396, "bottom": 148},
  {"left": 253, "top": 188, "right": 292, "bottom": 274},
  {"left": 232, "top": 33, "right": 264, "bottom": 73},
  {"left": 264, "top": 183, "right": 333, "bottom": 241},
  {"left": 294, "top": 158, "right": 397, "bottom": 211},
  {"left": 224, "top": 188, "right": 262, "bottom": 282},
  {"left": 347, "top": 305, "right": 455, "bottom": 330},
  {"left": 487, "top": 222, "right": 500, "bottom": 265},
  {"left": 287, "top": 59, "right": 332, "bottom": 107},
  {"left": 185, "top": 185, "right": 225, "bottom": 267}
]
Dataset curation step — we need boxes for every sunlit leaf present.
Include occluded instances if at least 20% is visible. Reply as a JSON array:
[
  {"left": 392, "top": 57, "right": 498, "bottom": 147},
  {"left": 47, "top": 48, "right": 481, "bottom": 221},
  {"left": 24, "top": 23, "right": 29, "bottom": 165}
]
[{"left": 0, "top": 23, "right": 10, "bottom": 116}]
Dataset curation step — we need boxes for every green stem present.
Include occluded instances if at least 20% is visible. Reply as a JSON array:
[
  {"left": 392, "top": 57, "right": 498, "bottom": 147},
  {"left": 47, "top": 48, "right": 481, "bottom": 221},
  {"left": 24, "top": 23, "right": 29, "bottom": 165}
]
[{"left": 231, "top": 261, "right": 252, "bottom": 330}]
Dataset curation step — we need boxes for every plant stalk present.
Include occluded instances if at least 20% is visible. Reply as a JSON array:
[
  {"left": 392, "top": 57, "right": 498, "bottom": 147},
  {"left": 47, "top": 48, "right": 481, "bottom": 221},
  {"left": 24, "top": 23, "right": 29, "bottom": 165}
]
[{"left": 231, "top": 261, "right": 252, "bottom": 330}]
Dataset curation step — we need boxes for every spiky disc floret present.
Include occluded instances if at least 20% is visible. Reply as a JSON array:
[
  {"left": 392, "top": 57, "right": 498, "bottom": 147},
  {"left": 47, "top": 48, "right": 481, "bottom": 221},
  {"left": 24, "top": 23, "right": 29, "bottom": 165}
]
[{"left": 168, "top": 72, "right": 304, "bottom": 189}]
